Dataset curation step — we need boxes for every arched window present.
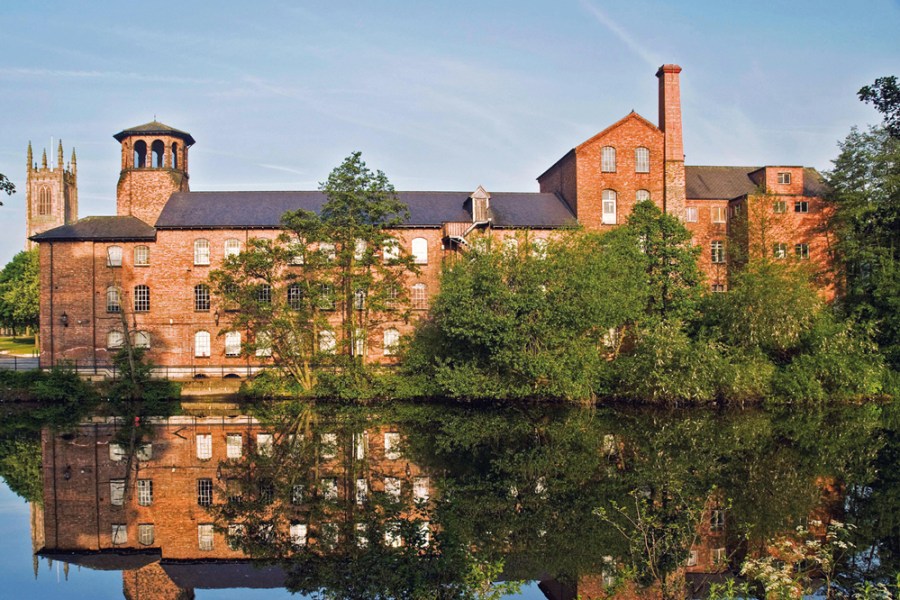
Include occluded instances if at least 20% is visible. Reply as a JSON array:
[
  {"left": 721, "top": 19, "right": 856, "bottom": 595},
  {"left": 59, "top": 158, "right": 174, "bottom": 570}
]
[
  {"left": 133, "top": 140, "right": 147, "bottom": 168},
  {"left": 194, "top": 331, "right": 211, "bottom": 357},
  {"left": 602, "top": 190, "right": 617, "bottom": 225},
  {"left": 225, "top": 331, "right": 241, "bottom": 357},
  {"left": 171, "top": 142, "right": 179, "bottom": 169},
  {"left": 134, "top": 331, "right": 151, "bottom": 349},
  {"left": 134, "top": 245, "right": 150, "bottom": 266},
  {"left": 319, "top": 330, "right": 336, "bottom": 354},
  {"left": 107, "top": 245, "right": 123, "bottom": 267},
  {"left": 134, "top": 285, "right": 150, "bottom": 312},
  {"left": 38, "top": 187, "right": 52, "bottom": 216},
  {"left": 151, "top": 140, "right": 165, "bottom": 168},
  {"left": 107, "top": 330, "right": 124, "bottom": 349},
  {"left": 635, "top": 147, "right": 650, "bottom": 173},
  {"left": 194, "top": 284, "right": 210, "bottom": 311},
  {"left": 224, "top": 238, "right": 241, "bottom": 258},
  {"left": 287, "top": 283, "right": 303, "bottom": 310},
  {"left": 194, "top": 239, "right": 210, "bottom": 265},
  {"left": 383, "top": 328, "right": 400, "bottom": 356},
  {"left": 411, "top": 238, "right": 428, "bottom": 264},
  {"left": 636, "top": 189, "right": 651, "bottom": 202},
  {"left": 383, "top": 238, "right": 400, "bottom": 262},
  {"left": 106, "top": 286, "right": 121, "bottom": 313},
  {"left": 412, "top": 283, "right": 427, "bottom": 310},
  {"left": 601, "top": 146, "right": 616, "bottom": 172}
]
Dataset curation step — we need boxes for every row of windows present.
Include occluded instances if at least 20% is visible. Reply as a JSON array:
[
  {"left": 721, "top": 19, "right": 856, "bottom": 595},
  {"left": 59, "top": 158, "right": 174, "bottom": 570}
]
[
  {"left": 683, "top": 201, "right": 812, "bottom": 224},
  {"left": 191, "top": 431, "right": 401, "bottom": 461},
  {"left": 133, "top": 140, "right": 180, "bottom": 169},
  {"left": 193, "top": 237, "right": 428, "bottom": 266},
  {"left": 189, "top": 328, "right": 402, "bottom": 358},
  {"left": 708, "top": 241, "right": 811, "bottom": 264},
  {"left": 600, "top": 189, "right": 651, "bottom": 225},
  {"left": 600, "top": 146, "right": 651, "bottom": 173}
]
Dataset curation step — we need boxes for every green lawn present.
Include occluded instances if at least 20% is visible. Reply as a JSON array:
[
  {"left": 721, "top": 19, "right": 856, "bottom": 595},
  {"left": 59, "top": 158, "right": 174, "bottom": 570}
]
[{"left": 0, "top": 336, "right": 37, "bottom": 355}]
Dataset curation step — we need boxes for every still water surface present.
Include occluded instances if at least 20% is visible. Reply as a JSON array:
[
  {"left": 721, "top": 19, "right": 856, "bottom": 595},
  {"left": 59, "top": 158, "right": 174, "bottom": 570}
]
[{"left": 1, "top": 402, "right": 898, "bottom": 599}]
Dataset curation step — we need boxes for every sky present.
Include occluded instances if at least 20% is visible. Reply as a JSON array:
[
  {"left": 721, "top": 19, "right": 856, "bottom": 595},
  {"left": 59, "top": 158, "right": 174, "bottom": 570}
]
[{"left": 0, "top": 0, "right": 898, "bottom": 264}]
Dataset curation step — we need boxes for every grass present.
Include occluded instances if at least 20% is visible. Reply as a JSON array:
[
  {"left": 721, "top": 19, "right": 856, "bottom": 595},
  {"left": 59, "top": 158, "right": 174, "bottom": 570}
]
[{"left": 0, "top": 336, "right": 37, "bottom": 355}]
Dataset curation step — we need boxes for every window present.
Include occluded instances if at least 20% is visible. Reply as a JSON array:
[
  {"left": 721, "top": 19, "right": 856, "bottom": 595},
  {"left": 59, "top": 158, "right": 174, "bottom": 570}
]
[
  {"left": 256, "top": 284, "right": 271, "bottom": 304},
  {"left": 355, "top": 523, "right": 369, "bottom": 548},
  {"left": 196, "top": 434, "right": 212, "bottom": 460},
  {"left": 290, "top": 523, "right": 307, "bottom": 547},
  {"left": 356, "top": 478, "right": 367, "bottom": 504},
  {"left": 287, "top": 284, "right": 303, "bottom": 310},
  {"left": 414, "top": 477, "right": 430, "bottom": 502},
  {"left": 777, "top": 172, "right": 792, "bottom": 185},
  {"left": 226, "top": 479, "right": 243, "bottom": 504},
  {"left": 38, "top": 187, "right": 52, "bottom": 216},
  {"left": 107, "top": 330, "right": 124, "bottom": 350},
  {"left": 107, "top": 245, "right": 123, "bottom": 267},
  {"left": 602, "top": 190, "right": 617, "bottom": 224},
  {"left": 354, "top": 289, "right": 366, "bottom": 311},
  {"left": 384, "top": 477, "right": 402, "bottom": 501},
  {"left": 383, "top": 238, "right": 400, "bottom": 262},
  {"left": 255, "top": 331, "right": 272, "bottom": 357},
  {"left": 134, "top": 285, "right": 150, "bottom": 312},
  {"left": 531, "top": 238, "right": 548, "bottom": 259},
  {"left": 320, "top": 522, "right": 339, "bottom": 549},
  {"left": 227, "top": 524, "right": 245, "bottom": 550},
  {"left": 321, "top": 478, "right": 338, "bottom": 501},
  {"left": 198, "top": 478, "right": 213, "bottom": 506},
  {"left": 417, "top": 521, "right": 431, "bottom": 548},
  {"left": 198, "top": 524, "right": 214, "bottom": 551},
  {"left": 138, "top": 524, "right": 154, "bottom": 546},
  {"left": 134, "top": 245, "right": 149, "bottom": 266},
  {"left": 112, "top": 524, "right": 127, "bottom": 545},
  {"left": 686, "top": 550, "right": 699, "bottom": 567},
  {"left": 224, "top": 238, "right": 241, "bottom": 258},
  {"left": 256, "top": 433, "right": 274, "bottom": 457},
  {"left": 412, "top": 283, "right": 427, "bottom": 310},
  {"left": 385, "top": 522, "right": 402, "bottom": 548},
  {"left": 795, "top": 201, "right": 809, "bottom": 213},
  {"left": 711, "top": 241, "right": 725, "bottom": 264},
  {"left": 685, "top": 206, "right": 698, "bottom": 223},
  {"left": 110, "top": 443, "right": 126, "bottom": 462},
  {"left": 106, "top": 286, "right": 121, "bottom": 313},
  {"left": 636, "top": 189, "right": 651, "bottom": 202},
  {"left": 711, "top": 206, "right": 726, "bottom": 224},
  {"left": 384, "top": 432, "right": 401, "bottom": 460},
  {"left": 319, "top": 329, "right": 336, "bottom": 354},
  {"left": 354, "top": 431, "right": 368, "bottom": 460},
  {"left": 712, "top": 283, "right": 726, "bottom": 293},
  {"left": 133, "top": 140, "right": 147, "bottom": 168},
  {"left": 710, "top": 510, "right": 725, "bottom": 532},
  {"left": 411, "top": 238, "right": 428, "bottom": 264},
  {"left": 352, "top": 328, "right": 366, "bottom": 357},
  {"left": 383, "top": 328, "right": 400, "bottom": 356},
  {"left": 194, "top": 331, "right": 211, "bottom": 357},
  {"left": 151, "top": 140, "right": 164, "bottom": 168},
  {"left": 321, "top": 432, "right": 337, "bottom": 459},
  {"left": 226, "top": 434, "right": 242, "bottom": 459},
  {"left": 773, "top": 242, "right": 787, "bottom": 259},
  {"left": 386, "top": 283, "right": 400, "bottom": 307},
  {"left": 319, "top": 242, "right": 336, "bottom": 262},
  {"left": 354, "top": 238, "right": 367, "bottom": 261},
  {"left": 194, "top": 284, "right": 210, "bottom": 311},
  {"left": 318, "top": 283, "right": 334, "bottom": 310},
  {"left": 171, "top": 142, "right": 179, "bottom": 169},
  {"left": 291, "top": 485, "right": 304, "bottom": 505},
  {"left": 194, "top": 239, "right": 210, "bottom": 265},
  {"left": 635, "top": 147, "right": 650, "bottom": 173},
  {"left": 110, "top": 479, "right": 125, "bottom": 506},
  {"left": 136, "top": 443, "right": 152, "bottom": 461},
  {"left": 773, "top": 201, "right": 787, "bottom": 214},
  {"left": 712, "top": 547, "right": 727, "bottom": 565},
  {"left": 137, "top": 479, "right": 153, "bottom": 506},
  {"left": 601, "top": 146, "right": 616, "bottom": 172},
  {"left": 795, "top": 243, "right": 810, "bottom": 259},
  {"left": 225, "top": 331, "right": 241, "bottom": 357}
]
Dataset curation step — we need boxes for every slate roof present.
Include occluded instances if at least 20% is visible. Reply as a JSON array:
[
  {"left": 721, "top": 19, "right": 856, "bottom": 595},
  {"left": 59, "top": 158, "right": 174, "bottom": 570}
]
[
  {"left": 39, "top": 549, "right": 162, "bottom": 571},
  {"left": 30, "top": 216, "right": 157, "bottom": 242},
  {"left": 155, "top": 191, "right": 576, "bottom": 229},
  {"left": 163, "top": 561, "right": 287, "bottom": 589},
  {"left": 113, "top": 120, "right": 196, "bottom": 146},
  {"left": 686, "top": 166, "right": 828, "bottom": 200}
]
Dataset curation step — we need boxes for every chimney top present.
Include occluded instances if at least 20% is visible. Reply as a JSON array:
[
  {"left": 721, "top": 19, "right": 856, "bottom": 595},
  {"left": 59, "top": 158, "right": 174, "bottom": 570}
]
[{"left": 656, "top": 64, "right": 682, "bottom": 76}]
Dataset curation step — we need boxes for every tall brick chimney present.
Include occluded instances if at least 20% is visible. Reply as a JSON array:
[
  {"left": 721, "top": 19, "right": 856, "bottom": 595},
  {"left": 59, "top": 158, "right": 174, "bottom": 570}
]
[{"left": 656, "top": 64, "right": 686, "bottom": 218}]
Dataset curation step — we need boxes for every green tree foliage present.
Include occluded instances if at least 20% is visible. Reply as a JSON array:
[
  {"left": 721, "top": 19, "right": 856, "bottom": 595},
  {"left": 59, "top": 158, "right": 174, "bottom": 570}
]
[
  {"left": 625, "top": 200, "right": 704, "bottom": 323},
  {"left": 211, "top": 152, "right": 416, "bottom": 394},
  {"left": 826, "top": 125, "right": 900, "bottom": 368},
  {"left": 404, "top": 229, "right": 648, "bottom": 401},
  {"left": 0, "top": 249, "right": 40, "bottom": 334},
  {"left": 859, "top": 75, "right": 900, "bottom": 138},
  {"left": 0, "top": 172, "right": 14, "bottom": 206}
]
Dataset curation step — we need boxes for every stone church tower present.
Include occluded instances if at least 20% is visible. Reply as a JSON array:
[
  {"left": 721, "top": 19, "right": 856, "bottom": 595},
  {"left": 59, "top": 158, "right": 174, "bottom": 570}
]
[
  {"left": 114, "top": 121, "right": 194, "bottom": 225},
  {"left": 25, "top": 140, "right": 78, "bottom": 249}
]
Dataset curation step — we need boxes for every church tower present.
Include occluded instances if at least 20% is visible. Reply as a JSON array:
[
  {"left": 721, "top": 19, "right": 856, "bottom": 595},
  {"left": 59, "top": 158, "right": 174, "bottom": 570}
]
[
  {"left": 114, "top": 121, "right": 195, "bottom": 225},
  {"left": 25, "top": 140, "right": 78, "bottom": 249}
]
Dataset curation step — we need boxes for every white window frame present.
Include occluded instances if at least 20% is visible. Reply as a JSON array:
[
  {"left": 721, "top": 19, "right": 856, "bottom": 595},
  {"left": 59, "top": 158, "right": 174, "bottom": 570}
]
[
  {"left": 384, "top": 477, "right": 401, "bottom": 501},
  {"left": 134, "top": 285, "right": 150, "bottom": 313},
  {"left": 411, "top": 283, "right": 427, "bottom": 310},
  {"left": 384, "top": 432, "right": 401, "bottom": 460},
  {"left": 383, "top": 238, "right": 400, "bottom": 262},
  {"left": 198, "top": 478, "right": 213, "bottom": 506},
  {"left": 134, "top": 245, "right": 149, "bottom": 266},
  {"left": 635, "top": 147, "right": 650, "bottom": 173},
  {"left": 411, "top": 237, "right": 428, "bottom": 264},
  {"left": 196, "top": 434, "right": 213, "bottom": 460},
  {"left": 255, "top": 331, "right": 272, "bottom": 357},
  {"left": 321, "top": 478, "right": 338, "bottom": 501},
  {"left": 198, "top": 524, "right": 214, "bottom": 551},
  {"left": 194, "top": 239, "right": 210, "bottom": 265},
  {"left": 795, "top": 200, "right": 809, "bottom": 213},
  {"left": 290, "top": 523, "right": 307, "bottom": 547},
  {"left": 602, "top": 190, "right": 617, "bottom": 225},
  {"left": 224, "top": 238, "right": 241, "bottom": 258},
  {"left": 383, "top": 328, "right": 400, "bottom": 356},
  {"left": 226, "top": 434, "right": 242, "bottom": 459},
  {"left": 107, "top": 245, "right": 123, "bottom": 267},
  {"left": 600, "top": 146, "right": 616, "bottom": 172},
  {"left": 106, "top": 286, "right": 121, "bottom": 313},
  {"left": 224, "top": 331, "right": 241, "bottom": 357},
  {"left": 685, "top": 206, "right": 698, "bottom": 223},
  {"left": 356, "top": 478, "right": 368, "bottom": 505},
  {"left": 773, "top": 242, "right": 787, "bottom": 259},
  {"left": 711, "top": 241, "right": 725, "bottom": 264},
  {"left": 413, "top": 476, "right": 430, "bottom": 502},
  {"left": 711, "top": 206, "right": 727, "bottom": 224},
  {"left": 320, "top": 432, "right": 337, "bottom": 459},
  {"left": 795, "top": 243, "right": 810, "bottom": 259},
  {"left": 111, "top": 524, "right": 127, "bottom": 545},
  {"left": 138, "top": 524, "right": 154, "bottom": 546},
  {"left": 110, "top": 479, "right": 125, "bottom": 506},
  {"left": 137, "top": 479, "right": 153, "bottom": 506},
  {"left": 194, "top": 331, "right": 211, "bottom": 358},
  {"left": 107, "top": 330, "right": 124, "bottom": 350},
  {"left": 635, "top": 189, "right": 650, "bottom": 202},
  {"left": 319, "top": 329, "right": 336, "bottom": 354},
  {"left": 256, "top": 433, "right": 274, "bottom": 457}
]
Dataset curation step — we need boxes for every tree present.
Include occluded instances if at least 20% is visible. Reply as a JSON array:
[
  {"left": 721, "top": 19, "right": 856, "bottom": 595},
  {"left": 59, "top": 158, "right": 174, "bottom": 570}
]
[
  {"left": 0, "top": 173, "right": 14, "bottom": 206},
  {"left": 859, "top": 75, "right": 900, "bottom": 138},
  {"left": 0, "top": 249, "right": 39, "bottom": 335},
  {"left": 211, "top": 152, "right": 417, "bottom": 393},
  {"left": 624, "top": 200, "right": 704, "bottom": 324}
]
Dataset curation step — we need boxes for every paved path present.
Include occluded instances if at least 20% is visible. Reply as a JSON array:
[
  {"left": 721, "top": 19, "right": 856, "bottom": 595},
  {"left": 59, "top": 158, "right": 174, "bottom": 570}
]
[{"left": 0, "top": 356, "right": 39, "bottom": 370}]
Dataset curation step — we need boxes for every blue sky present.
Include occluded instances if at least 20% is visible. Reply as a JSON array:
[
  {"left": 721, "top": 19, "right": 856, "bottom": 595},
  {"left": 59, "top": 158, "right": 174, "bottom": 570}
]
[{"left": 0, "top": 0, "right": 898, "bottom": 264}]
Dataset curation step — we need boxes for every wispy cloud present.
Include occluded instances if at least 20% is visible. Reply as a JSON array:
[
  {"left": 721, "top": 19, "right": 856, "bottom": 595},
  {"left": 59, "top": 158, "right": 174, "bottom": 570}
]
[
  {"left": 578, "top": 0, "right": 661, "bottom": 67},
  {"left": 0, "top": 68, "right": 222, "bottom": 85},
  {"left": 257, "top": 163, "right": 306, "bottom": 175}
]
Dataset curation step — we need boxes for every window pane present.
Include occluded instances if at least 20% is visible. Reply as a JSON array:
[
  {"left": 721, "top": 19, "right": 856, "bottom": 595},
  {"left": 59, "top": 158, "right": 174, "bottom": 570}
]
[
  {"left": 226, "top": 434, "right": 242, "bottom": 458},
  {"left": 412, "top": 283, "right": 427, "bottom": 310},
  {"left": 198, "top": 479, "right": 213, "bottom": 506},
  {"left": 107, "top": 246, "right": 123, "bottom": 267},
  {"left": 601, "top": 146, "right": 616, "bottom": 172},
  {"left": 635, "top": 189, "right": 650, "bottom": 202},
  {"left": 138, "top": 524, "right": 154, "bottom": 546},
  {"left": 384, "top": 432, "right": 401, "bottom": 460},
  {"left": 319, "top": 330, "right": 336, "bottom": 354},
  {"left": 198, "top": 524, "right": 214, "bottom": 551},
  {"left": 383, "top": 238, "right": 400, "bottom": 262},
  {"left": 195, "top": 331, "right": 211, "bottom": 357},
  {"left": 383, "top": 328, "right": 400, "bottom": 356},
  {"left": 194, "top": 285, "right": 210, "bottom": 311},
  {"left": 134, "top": 285, "right": 150, "bottom": 312},
  {"left": 635, "top": 147, "right": 650, "bottom": 173},
  {"left": 194, "top": 239, "right": 210, "bottom": 265},
  {"left": 411, "top": 238, "right": 428, "bottom": 264},
  {"left": 225, "top": 331, "right": 241, "bottom": 357},
  {"left": 602, "top": 190, "right": 617, "bottom": 225},
  {"left": 197, "top": 434, "right": 212, "bottom": 459},
  {"left": 224, "top": 238, "right": 241, "bottom": 258},
  {"left": 134, "top": 245, "right": 149, "bottom": 266},
  {"left": 110, "top": 479, "right": 125, "bottom": 506},
  {"left": 111, "top": 524, "right": 127, "bottom": 545},
  {"left": 106, "top": 286, "right": 121, "bottom": 313},
  {"left": 137, "top": 479, "right": 153, "bottom": 506},
  {"left": 685, "top": 207, "right": 698, "bottom": 223}
]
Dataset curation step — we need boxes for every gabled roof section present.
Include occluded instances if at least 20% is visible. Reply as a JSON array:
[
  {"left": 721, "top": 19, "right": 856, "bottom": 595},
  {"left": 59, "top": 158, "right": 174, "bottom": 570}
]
[
  {"left": 30, "top": 216, "right": 157, "bottom": 242},
  {"left": 154, "top": 191, "right": 576, "bottom": 229},
  {"left": 113, "top": 120, "right": 196, "bottom": 146},
  {"left": 686, "top": 166, "right": 830, "bottom": 200},
  {"left": 575, "top": 111, "right": 661, "bottom": 151}
]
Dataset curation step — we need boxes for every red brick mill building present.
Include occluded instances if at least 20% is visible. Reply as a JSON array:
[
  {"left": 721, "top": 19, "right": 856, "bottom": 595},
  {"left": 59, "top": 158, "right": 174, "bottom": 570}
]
[{"left": 30, "top": 65, "right": 832, "bottom": 376}]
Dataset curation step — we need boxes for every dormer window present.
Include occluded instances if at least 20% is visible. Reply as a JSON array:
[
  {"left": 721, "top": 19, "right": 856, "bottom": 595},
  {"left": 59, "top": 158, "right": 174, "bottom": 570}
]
[
  {"left": 777, "top": 172, "right": 792, "bottom": 185},
  {"left": 471, "top": 185, "right": 491, "bottom": 222}
]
